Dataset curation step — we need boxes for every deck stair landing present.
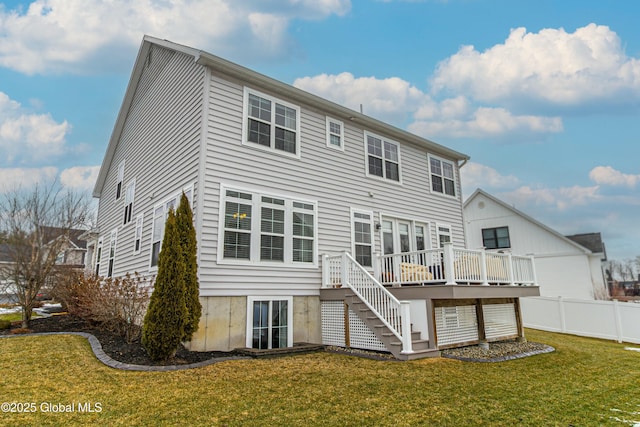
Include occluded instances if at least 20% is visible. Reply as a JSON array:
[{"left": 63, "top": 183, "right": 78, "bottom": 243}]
[{"left": 344, "top": 292, "right": 440, "bottom": 361}]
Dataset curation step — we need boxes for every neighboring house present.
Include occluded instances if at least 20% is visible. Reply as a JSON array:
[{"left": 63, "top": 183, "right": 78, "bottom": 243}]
[
  {"left": 463, "top": 189, "right": 608, "bottom": 300},
  {"left": 0, "top": 227, "right": 88, "bottom": 295},
  {"left": 89, "top": 36, "right": 538, "bottom": 359}
]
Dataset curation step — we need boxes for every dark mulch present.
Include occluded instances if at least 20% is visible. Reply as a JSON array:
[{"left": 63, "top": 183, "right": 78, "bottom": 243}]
[{"left": 2, "top": 311, "right": 236, "bottom": 367}]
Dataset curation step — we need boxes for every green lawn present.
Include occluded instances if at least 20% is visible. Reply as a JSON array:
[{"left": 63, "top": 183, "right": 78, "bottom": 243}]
[
  {"left": 0, "top": 329, "right": 639, "bottom": 426},
  {"left": 0, "top": 312, "right": 41, "bottom": 323}
]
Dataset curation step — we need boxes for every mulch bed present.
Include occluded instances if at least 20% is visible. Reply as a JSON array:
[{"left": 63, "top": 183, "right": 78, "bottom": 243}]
[
  {"left": 2, "top": 307, "right": 554, "bottom": 366},
  {"left": 1, "top": 312, "right": 236, "bottom": 367}
]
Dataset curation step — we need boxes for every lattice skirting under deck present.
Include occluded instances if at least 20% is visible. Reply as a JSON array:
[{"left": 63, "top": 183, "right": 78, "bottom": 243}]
[{"left": 321, "top": 301, "right": 387, "bottom": 352}]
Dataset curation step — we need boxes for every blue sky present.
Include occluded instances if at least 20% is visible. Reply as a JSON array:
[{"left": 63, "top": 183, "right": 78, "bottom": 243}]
[{"left": 0, "top": 0, "right": 638, "bottom": 261}]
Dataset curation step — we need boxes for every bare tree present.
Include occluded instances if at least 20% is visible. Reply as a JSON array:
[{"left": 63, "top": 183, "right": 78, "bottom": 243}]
[{"left": 0, "top": 180, "right": 92, "bottom": 328}]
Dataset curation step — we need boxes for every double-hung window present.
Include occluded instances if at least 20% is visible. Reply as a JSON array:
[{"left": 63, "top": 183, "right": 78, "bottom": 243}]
[
  {"left": 133, "top": 214, "right": 144, "bottom": 254},
  {"left": 150, "top": 185, "right": 194, "bottom": 268},
  {"left": 482, "top": 226, "right": 511, "bottom": 249},
  {"left": 365, "top": 132, "right": 400, "bottom": 182},
  {"left": 429, "top": 155, "right": 456, "bottom": 197},
  {"left": 115, "top": 161, "right": 125, "bottom": 200},
  {"left": 95, "top": 238, "right": 103, "bottom": 276},
  {"left": 351, "top": 210, "right": 374, "bottom": 267},
  {"left": 123, "top": 180, "right": 135, "bottom": 225},
  {"left": 107, "top": 229, "right": 117, "bottom": 277},
  {"left": 219, "top": 186, "right": 317, "bottom": 266},
  {"left": 244, "top": 88, "right": 300, "bottom": 157},
  {"left": 326, "top": 117, "right": 344, "bottom": 150}
]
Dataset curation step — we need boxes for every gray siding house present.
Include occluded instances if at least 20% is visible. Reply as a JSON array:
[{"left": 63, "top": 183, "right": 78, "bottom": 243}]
[{"left": 91, "top": 36, "right": 538, "bottom": 359}]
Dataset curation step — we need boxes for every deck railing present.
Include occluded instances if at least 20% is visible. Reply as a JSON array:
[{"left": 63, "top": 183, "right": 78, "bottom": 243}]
[
  {"left": 370, "top": 243, "right": 537, "bottom": 287},
  {"left": 322, "top": 252, "right": 413, "bottom": 354}
]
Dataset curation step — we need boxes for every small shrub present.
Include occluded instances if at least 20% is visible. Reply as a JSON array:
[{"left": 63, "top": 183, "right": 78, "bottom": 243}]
[
  {"left": 54, "top": 271, "right": 152, "bottom": 343},
  {"left": 0, "top": 319, "right": 10, "bottom": 330}
]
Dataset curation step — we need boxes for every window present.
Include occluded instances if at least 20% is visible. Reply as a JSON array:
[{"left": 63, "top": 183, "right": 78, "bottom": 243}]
[
  {"left": 247, "top": 297, "right": 293, "bottom": 350},
  {"left": 260, "top": 197, "right": 285, "bottom": 262},
  {"left": 150, "top": 185, "right": 194, "bottom": 268},
  {"left": 482, "top": 227, "right": 511, "bottom": 249},
  {"left": 326, "top": 117, "right": 344, "bottom": 150},
  {"left": 437, "top": 224, "right": 452, "bottom": 248},
  {"left": 123, "top": 180, "right": 135, "bottom": 225},
  {"left": 352, "top": 210, "right": 374, "bottom": 267},
  {"left": 365, "top": 133, "right": 400, "bottom": 182},
  {"left": 381, "top": 218, "right": 430, "bottom": 255},
  {"left": 429, "top": 155, "right": 456, "bottom": 197},
  {"left": 115, "top": 161, "right": 124, "bottom": 200},
  {"left": 219, "top": 186, "right": 317, "bottom": 266},
  {"left": 95, "top": 238, "right": 103, "bottom": 276},
  {"left": 292, "top": 202, "right": 315, "bottom": 263},
  {"left": 107, "top": 229, "right": 117, "bottom": 278},
  {"left": 243, "top": 88, "right": 300, "bottom": 156},
  {"left": 133, "top": 213, "right": 144, "bottom": 254}
]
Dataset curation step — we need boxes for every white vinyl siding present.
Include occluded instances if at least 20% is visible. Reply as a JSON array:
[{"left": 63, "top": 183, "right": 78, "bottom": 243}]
[
  {"left": 95, "top": 45, "right": 204, "bottom": 278},
  {"left": 218, "top": 185, "right": 318, "bottom": 267},
  {"left": 166, "top": 58, "right": 465, "bottom": 297},
  {"left": 242, "top": 87, "right": 301, "bottom": 158}
]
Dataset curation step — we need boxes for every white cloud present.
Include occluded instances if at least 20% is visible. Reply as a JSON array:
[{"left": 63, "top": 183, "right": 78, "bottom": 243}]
[
  {"left": 460, "top": 162, "right": 520, "bottom": 196},
  {"left": 294, "top": 72, "right": 429, "bottom": 123},
  {"left": 409, "top": 106, "right": 562, "bottom": 139},
  {"left": 431, "top": 24, "right": 640, "bottom": 108},
  {"left": 501, "top": 185, "right": 601, "bottom": 211},
  {"left": 589, "top": 166, "right": 640, "bottom": 188},
  {"left": 60, "top": 166, "right": 100, "bottom": 191},
  {"left": 294, "top": 73, "right": 561, "bottom": 139},
  {"left": 0, "top": 92, "right": 70, "bottom": 164},
  {"left": 0, "top": 167, "right": 58, "bottom": 190},
  {"left": 0, "top": 0, "right": 351, "bottom": 75}
]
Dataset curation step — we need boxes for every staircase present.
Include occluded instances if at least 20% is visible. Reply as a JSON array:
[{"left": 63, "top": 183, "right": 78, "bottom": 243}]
[{"left": 344, "top": 291, "right": 440, "bottom": 361}]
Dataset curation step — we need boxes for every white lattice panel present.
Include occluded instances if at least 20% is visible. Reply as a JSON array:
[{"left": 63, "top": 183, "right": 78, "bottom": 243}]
[
  {"left": 483, "top": 303, "right": 517, "bottom": 340},
  {"left": 348, "top": 308, "right": 387, "bottom": 351},
  {"left": 435, "top": 305, "right": 479, "bottom": 346},
  {"left": 321, "top": 301, "right": 345, "bottom": 346}
]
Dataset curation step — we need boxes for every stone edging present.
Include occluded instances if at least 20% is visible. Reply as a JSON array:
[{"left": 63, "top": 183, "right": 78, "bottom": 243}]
[
  {"left": 0, "top": 332, "right": 250, "bottom": 371},
  {"left": 441, "top": 345, "right": 556, "bottom": 363}
]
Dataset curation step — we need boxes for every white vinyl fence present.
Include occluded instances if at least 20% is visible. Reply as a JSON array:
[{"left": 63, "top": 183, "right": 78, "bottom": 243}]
[{"left": 521, "top": 296, "right": 640, "bottom": 345}]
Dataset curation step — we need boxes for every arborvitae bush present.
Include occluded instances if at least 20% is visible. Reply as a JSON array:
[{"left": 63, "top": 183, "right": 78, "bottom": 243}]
[
  {"left": 176, "top": 192, "right": 202, "bottom": 341},
  {"left": 142, "top": 208, "right": 188, "bottom": 361}
]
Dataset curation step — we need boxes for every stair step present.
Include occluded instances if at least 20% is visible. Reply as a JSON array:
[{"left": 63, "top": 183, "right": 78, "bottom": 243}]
[{"left": 396, "top": 348, "right": 441, "bottom": 361}]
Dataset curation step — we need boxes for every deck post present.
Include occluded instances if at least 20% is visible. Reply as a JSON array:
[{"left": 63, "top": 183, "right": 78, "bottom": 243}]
[
  {"left": 321, "top": 254, "right": 329, "bottom": 288},
  {"left": 442, "top": 242, "right": 457, "bottom": 285},
  {"left": 399, "top": 301, "right": 413, "bottom": 354},
  {"left": 530, "top": 255, "right": 538, "bottom": 286},
  {"left": 480, "top": 250, "right": 489, "bottom": 286},
  {"left": 341, "top": 251, "right": 349, "bottom": 288},
  {"left": 507, "top": 253, "right": 516, "bottom": 286},
  {"left": 373, "top": 252, "right": 381, "bottom": 284}
]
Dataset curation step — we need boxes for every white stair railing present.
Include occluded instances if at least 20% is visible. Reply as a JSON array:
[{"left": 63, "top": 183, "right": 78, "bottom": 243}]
[{"left": 322, "top": 252, "right": 413, "bottom": 354}]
